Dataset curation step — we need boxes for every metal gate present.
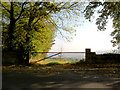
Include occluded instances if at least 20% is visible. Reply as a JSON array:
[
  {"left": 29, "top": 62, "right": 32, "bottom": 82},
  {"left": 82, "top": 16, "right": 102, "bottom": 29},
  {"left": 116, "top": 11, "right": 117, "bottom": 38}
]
[{"left": 30, "top": 51, "right": 85, "bottom": 64}]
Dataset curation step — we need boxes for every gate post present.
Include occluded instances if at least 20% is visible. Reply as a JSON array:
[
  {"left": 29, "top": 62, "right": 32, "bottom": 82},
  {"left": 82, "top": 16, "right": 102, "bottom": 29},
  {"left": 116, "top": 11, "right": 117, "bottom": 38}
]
[
  {"left": 85, "top": 48, "right": 91, "bottom": 62},
  {"left": 85, "top": 48, "right": 96, "bottom": 63}
]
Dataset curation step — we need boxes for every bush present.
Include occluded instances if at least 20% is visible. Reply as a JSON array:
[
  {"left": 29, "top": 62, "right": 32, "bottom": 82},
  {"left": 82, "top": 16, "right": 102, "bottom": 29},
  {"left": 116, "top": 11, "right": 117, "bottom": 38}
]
[
  {"left": 69, "top": 62, "right": 78, "bottom": 65},
  {"left": 72, "top": 59, "right": 86, "bottom": 65},
  {"left": 46, "top": 62, "right": 61, "bottom": 66},
  {"left": 29, "top": 62, "right": 42, "bottom": 66}
]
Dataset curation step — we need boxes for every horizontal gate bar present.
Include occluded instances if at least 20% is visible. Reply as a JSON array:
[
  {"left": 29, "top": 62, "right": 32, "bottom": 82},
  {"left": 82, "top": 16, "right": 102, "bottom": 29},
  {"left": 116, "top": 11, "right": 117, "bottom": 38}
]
[{"left": 31, "top": 52, "right": 85, "bottom": 53}]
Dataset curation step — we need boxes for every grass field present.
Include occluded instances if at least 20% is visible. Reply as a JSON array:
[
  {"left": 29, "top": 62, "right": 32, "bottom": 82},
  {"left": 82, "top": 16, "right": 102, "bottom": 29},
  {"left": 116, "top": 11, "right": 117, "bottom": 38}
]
[{"left": 30, "top": 58, "right": 84, "bottom": 65}]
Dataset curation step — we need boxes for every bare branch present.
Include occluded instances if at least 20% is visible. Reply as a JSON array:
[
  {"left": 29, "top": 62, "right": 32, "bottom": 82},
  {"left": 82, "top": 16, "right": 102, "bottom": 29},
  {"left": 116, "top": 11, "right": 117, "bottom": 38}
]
[
  {"left": 32, "top": 10, "right": 52, "bottom": 26},
  {"left": 32, "top": 17, "right": 41, "bottom": 26},
  {"left": 1, "top": 2, "right": 10, "bottom": 13},
  {"left": 68, "top": 2, "right": 78, "bottom": 9},
  {"left": 59, "top": 2, "right": 69, "bottom": 9},
  {"left": 62, "top": 2, "right": 78, "bottom": 10},
  {"left": 15, "top": 2, "right": 27, "bottom": 22},
  {"left": 56, "top": 2, "right": 64, "bottom": 7},
  {"left": 49, "top": 17, "right": 66, "bottom": 39},
  {"left": 49, "top": 18, "right": 60, "bottom": 29}
]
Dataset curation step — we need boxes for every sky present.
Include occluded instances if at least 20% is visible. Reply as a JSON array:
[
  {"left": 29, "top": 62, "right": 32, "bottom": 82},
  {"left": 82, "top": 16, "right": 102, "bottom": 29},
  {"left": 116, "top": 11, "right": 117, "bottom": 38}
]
[
  {"left": 49, "top": 15, "right": 119, "bottom": 54},
  {"left": 48, "top": 2, "right": 120, "bottom": 54}
]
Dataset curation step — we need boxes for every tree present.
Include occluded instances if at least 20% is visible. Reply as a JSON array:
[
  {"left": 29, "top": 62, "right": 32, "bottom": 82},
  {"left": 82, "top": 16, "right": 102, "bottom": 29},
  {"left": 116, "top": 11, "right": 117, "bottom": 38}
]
[
  {"left": 1, "top": 1, "right": 83, "bottom": 64},
  {"left": 2, "top": 2, "right": 57, "bottom": 64},
  {"left": 1, "top": 2, "right": 27, "bottom": 50},
  {"left": 83, "top": 2, "right": 120, "bottom": 47}
]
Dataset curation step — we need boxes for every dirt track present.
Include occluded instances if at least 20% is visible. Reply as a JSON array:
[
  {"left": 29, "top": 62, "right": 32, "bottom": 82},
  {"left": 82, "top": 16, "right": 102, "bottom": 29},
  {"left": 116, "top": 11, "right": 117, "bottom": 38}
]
[{"left": 2, "top": 69, "right": 120, "bottom": 89}]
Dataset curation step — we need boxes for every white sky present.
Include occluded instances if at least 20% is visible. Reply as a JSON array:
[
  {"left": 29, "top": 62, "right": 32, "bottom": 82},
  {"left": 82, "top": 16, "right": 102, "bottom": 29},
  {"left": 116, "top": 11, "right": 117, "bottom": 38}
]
[
  {"left": 50, "top": 17, "right": 118, "bottom": 53},
  {"left": 49, "top": 2, "right": 120, "bottom": 54}
]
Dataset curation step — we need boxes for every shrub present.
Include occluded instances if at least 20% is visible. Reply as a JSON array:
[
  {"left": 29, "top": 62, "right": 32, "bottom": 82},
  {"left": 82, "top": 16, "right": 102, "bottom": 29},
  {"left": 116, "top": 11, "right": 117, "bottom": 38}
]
[
  {"left": 69, "top": 62, "right": 78, "bottom": 65},
  {"left": 46, "top": 62, "right": 61, "bottom": 66}
]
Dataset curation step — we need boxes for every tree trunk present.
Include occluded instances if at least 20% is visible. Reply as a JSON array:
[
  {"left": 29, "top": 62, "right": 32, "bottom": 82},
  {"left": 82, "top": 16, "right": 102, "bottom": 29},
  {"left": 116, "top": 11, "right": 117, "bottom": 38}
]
[
  {"left": 8, "top": 2, "right": 15, "bottom": 50},
  {"left": 24, "top": 14, "right": 35, "bottom": 65},
  {"left": 25, "top": 51, "right": 30, "bottom": 65}
]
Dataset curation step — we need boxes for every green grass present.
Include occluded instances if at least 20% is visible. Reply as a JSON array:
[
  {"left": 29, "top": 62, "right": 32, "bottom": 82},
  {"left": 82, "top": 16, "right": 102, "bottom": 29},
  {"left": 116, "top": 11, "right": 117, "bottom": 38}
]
[
  {"left": 30, "top": 58, "right": 86, "bottom": 65},
  {"left": 32, "top": 58, "right": 72, "bottom": 65},
  {"left": 69, "top": 62, "right": 78, "bottom": 65}
]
